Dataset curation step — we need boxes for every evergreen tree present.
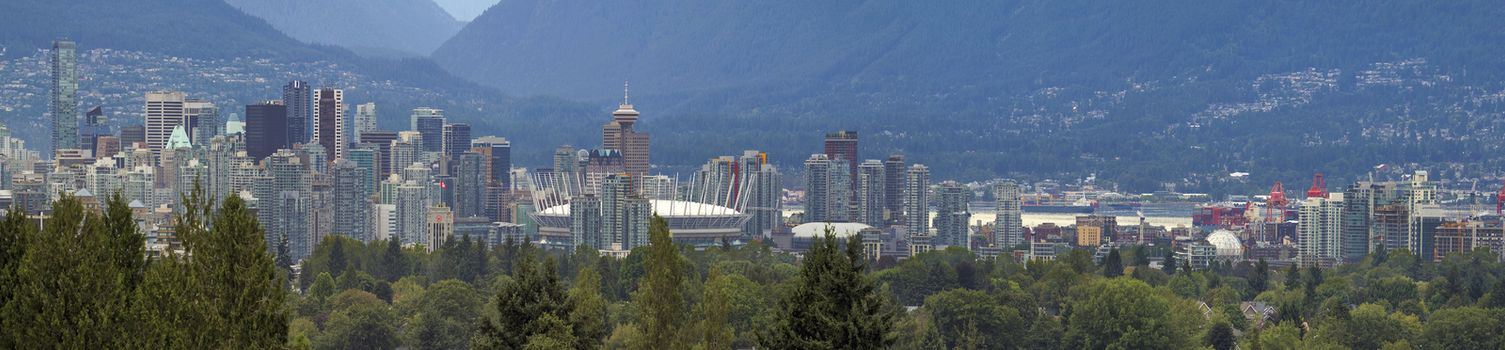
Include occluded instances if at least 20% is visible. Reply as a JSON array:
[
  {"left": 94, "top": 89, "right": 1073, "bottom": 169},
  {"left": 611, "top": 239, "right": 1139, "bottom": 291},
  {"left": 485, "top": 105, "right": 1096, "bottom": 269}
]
[
  {"left": 759, "top": 230, "right": 895, "bottom": 349},
  {"left": 2, "top": 194, "right": 135, "bottom": 347},
  {"left": 382, "top": 237, "right": 406, "bottom": 281},
  {"left": 1162, "top": 249, "right": 1178, "bottom": 274},
  {"left": 1205, "top": 321, "right": 1236, "bottom": 350},
  {"left": 569, "top": 266, "right": 608, "bottom": 350},
  {"left": 1284, "top": 265, "right": 1301, "bottom": 290},
  {"left": 1103, "top": 248, "right": 1124, "bottom": 277},
  {"left": 328, "top": 237, "right": 347, "bottom": 276},
  {"left": 635, "top": 215, "right": 687, "bottom": 349},
  {"left": 0, "top": 205, "right": 34, "bottom": 349},
  {"left": 1250, "top": 258, "right": 1269, "bottom": 293},
  {"left": 473, "top": 247, "right": 572, "bottom": 349}
]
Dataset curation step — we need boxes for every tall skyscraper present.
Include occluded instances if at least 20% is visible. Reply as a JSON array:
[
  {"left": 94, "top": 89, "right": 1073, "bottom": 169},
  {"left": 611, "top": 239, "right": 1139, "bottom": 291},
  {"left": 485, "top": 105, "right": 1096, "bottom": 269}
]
[
  {"left": 283, "top": 81, "right": 312, "bottom": 145},
  {"left": 857, "top": 160, "right": 886, "bottom": 227},
  {"left": 883, "top": 155, "right": 906, "bottom": 225},
  {"left": 312, "top": 88, "right": 344, "bottom": 161},
  {"left": 245, "top": 100, "right": 288, "bottom": 161},
  {"left": 353, "top": 102, "right": 377, "bottom": 144},
  {"left": 742, "top": 151, "right": 782, "bottom": 237},
  {"left": 1298, "top": 193, "right": 1344, "bottom": 268},
  {"left": 804, "top": 154, "right": 852, "bottom": 223},
  {"left": 993, "top": 181, "right": 1024, "bottom": 248},
  {"left": 934, "top": 181, "right": 970, "bottom": 248},
  {"left": 185, "top": 100, "right": 220, "bottom": 144},
  {"left": 412, "top": 108, "right": 445, "bottom": 153},
  {"left": 332, "top": 159, "right": 372, "bottom": 242},
  {"left": 144, "top": 91, "right": 188, "bottom": 158},
  {"left": 120, "top": 125, "right": 146, "bottom": 150},
  {"left": 904, "top": 164, "right": 930, "bottom": 238},
  {"left": 570, "top": 194, "right": 603, "bottom": 249},
  {"left": 472, "top": 136, "right": 512, "bottom": 189},
  {"left": 50, "top": 40, "right": 80, "bottom": 153},
  {"left": 602, "top": 90, "right": 650, "bottom": 176},
  {"left": 823, "top": 130, "right": 858, "bottom": 194},
  {"left": 259, "top": 149, "right": 313, "bottom": 259},
  {"left": 454, "top": 152, "right": 486, "bottom": 218}
]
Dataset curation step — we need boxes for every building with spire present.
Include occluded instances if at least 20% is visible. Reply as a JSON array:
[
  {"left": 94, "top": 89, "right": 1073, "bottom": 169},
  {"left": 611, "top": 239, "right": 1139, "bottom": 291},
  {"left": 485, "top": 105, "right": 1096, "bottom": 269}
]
[{"left": 603, "top": 83, "right": 650, "bottom": 176}]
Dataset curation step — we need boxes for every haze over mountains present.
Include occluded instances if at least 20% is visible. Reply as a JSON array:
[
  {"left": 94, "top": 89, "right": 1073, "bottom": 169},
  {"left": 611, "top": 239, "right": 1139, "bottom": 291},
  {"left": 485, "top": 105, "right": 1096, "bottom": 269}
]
[{"left": 225, "top": 0, "right": 463, "bottom": 57}]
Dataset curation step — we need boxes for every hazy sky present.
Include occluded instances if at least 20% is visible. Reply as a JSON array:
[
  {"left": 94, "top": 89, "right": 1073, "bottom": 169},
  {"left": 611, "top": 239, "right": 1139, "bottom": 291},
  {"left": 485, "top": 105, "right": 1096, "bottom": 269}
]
[{"left": 432, "top": 0, "right": 498, "bottom": 22}]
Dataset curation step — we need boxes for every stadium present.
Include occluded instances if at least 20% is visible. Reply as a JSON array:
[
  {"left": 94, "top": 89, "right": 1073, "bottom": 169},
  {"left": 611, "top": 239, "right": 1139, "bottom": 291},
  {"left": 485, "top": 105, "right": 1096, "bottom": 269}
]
[{"left": 533, "top": 199, "right": 751, "bottom": 246}]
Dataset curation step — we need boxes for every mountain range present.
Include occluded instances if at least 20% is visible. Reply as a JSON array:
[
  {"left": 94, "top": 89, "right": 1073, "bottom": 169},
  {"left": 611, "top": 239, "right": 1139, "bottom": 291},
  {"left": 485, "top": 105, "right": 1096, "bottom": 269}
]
[
  {"left": 5, "top": 0, "right": 1505, "bottom": 193},
  {"left": 431, "top": 0, "right": 1505, "bottom": 192}
]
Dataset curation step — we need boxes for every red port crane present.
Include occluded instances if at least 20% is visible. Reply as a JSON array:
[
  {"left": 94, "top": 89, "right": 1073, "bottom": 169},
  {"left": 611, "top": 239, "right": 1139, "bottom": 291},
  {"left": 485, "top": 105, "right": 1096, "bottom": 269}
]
[
  {"left": 1306, "top": 173, "right": 1328, "bottom": 199},
  {"left": 1497, "top": 179, "right": 1505, "bottom": 216},
  {"left": 1265, "top": 182, "right": 1287, "bottom": 223}
]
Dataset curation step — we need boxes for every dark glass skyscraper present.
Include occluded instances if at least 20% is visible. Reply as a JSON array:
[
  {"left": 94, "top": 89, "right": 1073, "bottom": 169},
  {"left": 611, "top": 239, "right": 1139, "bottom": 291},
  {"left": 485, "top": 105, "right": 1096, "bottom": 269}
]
[
  {"left": 282, "top": 81, "right": 312, "bottom": 145},
  {"left": 413, "top": 108, "right": 445, "bottom": 153},
  {"left": 244, "top": 100, "right": 288, "bottom": 161}
]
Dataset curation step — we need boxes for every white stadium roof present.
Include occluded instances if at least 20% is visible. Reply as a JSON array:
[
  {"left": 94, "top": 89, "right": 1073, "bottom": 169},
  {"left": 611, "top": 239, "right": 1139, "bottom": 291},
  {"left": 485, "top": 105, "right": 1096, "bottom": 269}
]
[{"left": 538, "top": 199, "right": 743, "bottom": 217}]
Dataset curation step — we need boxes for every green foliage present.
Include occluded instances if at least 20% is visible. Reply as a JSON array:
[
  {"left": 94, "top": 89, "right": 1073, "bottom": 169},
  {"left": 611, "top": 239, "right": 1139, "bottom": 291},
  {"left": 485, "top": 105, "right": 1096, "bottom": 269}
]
[
  {"left": 568, "top": 266, "right": 609, "bottom": 350},
  {"left": 402, "top": 279, "right": 482, "bottom": 350},
  {"left": 1065, "top": 278, "right": 1193, "bottom": 350},
  {"left": 472, "top": 246, "right": 574, "bottom": 349},
  {"left": 1416, "top": 307, "right": 1505, "bottom": 350},
  {"left": 923, "top": 289, "right": 1027, "bottom": 349},
  {"left": 1102, "top": 248, "right": 1123, "bottom": 277},
  {"left": 760, "top": 231, "right": 895, "bottom": 349},
  {"left": 1205, "top": 321, "right": 1236, "bottom": 350},
  {"left": 317, "top": 290, "right": 398, "bottom": 350}
]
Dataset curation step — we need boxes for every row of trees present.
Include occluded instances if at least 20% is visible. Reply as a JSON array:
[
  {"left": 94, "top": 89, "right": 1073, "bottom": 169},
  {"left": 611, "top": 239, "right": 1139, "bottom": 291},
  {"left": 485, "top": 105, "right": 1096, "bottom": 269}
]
[
  {"left": 0, "top": 191, "right": 286, "bottom": 348},
  {"left": 10, "top": 187, "right": 1505, "bottom": 349}
]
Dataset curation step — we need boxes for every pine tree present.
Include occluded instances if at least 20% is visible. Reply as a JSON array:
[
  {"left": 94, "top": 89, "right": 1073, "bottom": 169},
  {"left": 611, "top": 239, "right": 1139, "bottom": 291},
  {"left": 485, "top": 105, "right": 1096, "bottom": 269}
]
[
  {"left": 2, "top": 194, "right": 134, "bottom": 347},
  {"left": 0, "top": 204, "right": 34, "bottom": 350},
  {"left": 1284, "top": 264, "right": 1301, "bottom": 290},
  {"left": 473, "top": 247, "right": 572, "bottom": 349},
  {"left": 1250, "top": 258, "right": 1270, "bottom": 293},
  {"left": 699, "top": 270, "right": 733, "bottom": 350},
  {"left": 636, "top": 215, "right": 687, "bottom": 349},
  {"left": 382, "top": 237, "right": 406, "bottom": 281},
  {"left": 1103, "top": 248, "right": 1124, "bottom": 277},
  {"left": 1162, "top": 249, "right": 1178, "bottom": 274},
  {"left": 759, "top": 230, "right": 895, "bottom": 349}
]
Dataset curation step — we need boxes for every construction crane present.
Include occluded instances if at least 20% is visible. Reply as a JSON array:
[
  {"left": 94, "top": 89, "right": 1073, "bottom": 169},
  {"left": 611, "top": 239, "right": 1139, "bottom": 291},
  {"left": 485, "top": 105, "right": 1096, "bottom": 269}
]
[
  {"left": 1306, "top": 173, "right": 1328, "bottom": 199},
  {"left": 1263, "top": 182, "right": 1288, "bottom": 244}
]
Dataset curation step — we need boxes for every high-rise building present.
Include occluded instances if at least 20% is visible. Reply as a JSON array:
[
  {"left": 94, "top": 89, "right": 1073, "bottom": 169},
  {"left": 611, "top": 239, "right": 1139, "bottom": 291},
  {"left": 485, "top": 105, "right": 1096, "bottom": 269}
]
[
  {"left": 857, "top": 160, "right": 886, "bottom": 227},
  {"left": 359, "top": 130, "right": 398, "bottom": 177},
  {"left": 332, "top": 159, "right": 372, "bottom": 241},
  {"left": 904, "top": 164, "right": 930, "bottom": 238},
  {"left": 823, "top": 131, "right": 858, "bottom": 194},
  {"left": 994, "top": 181, "right": 1024, "bottom": 248},
  {"left": 353, "top": 102, "right": 377, "bottom": 144},
  {"left": 185, "top": 100, "right": 220, "bottom": 144},
  {"left": 471, "top": 136, "right": 512, "bottom": 189},
  {"left": 120, "top": 125, "right": 146, "bottom": 150},
  {"left": 1298, "top": 193, "right": 1344, "bottom": 268},
  {"left": 50, "top": 40, "right": 79, "bottom": 153},
  {"left": 442, "top": 123, "right": 471, "bottom": 163},
  {"left": 691, "top": 155, "right": 738, "bottom": 208},
  {"left": 395, "top": 180, "right": 430, "bottom": 245},
  {"left": 804, "top": 154, "right": 851, "bottom": 223},
  {"left": 454, "top": 152, "right": 486, "bottom": 218},
  {"left": 412, "top": 108, "right": 445, "bottom": 153},
  {"left": 79, "top": 106, "right": 110, "bottom": 154},
  {"left": 258, "top": 149, "right": 313, "bottom": 260},
  {"left": 144, "top": 91, "right": 188, "bottom": 158},
  {"left": 312, "top": 88, "right": 344, "bottom": 161},
  {"left": 283, "top": 81, "right": 312, "bottom": 145},
  {"left": 245, "top": 100, "right": 288, "bottom": 161},
  {"left": 570, "top": 194, "right": 603, "bottom": 249},
  {"left": 883, "top": 155, "right": 906, "bottom": 225},
  {"left": 741, "top": 151, "right": 782, "bottom": 237},
  {"left": 602, "top": 94, "right": 650, "bottom": 176},
  {"left": 934, "top": 181, "right": 970, "bottom": 248},
  {"left": 427, "top": 205, "right": 455, "bottom": 251}
]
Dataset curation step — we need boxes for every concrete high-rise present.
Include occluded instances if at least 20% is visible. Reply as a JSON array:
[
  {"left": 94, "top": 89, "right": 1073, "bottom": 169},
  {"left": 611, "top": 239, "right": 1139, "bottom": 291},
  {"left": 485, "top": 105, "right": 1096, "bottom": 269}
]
[
  {"left": 602, "top": 93, "right": 650, "bottom": 176},
  {"left": 804, "top": 154, "right": 850, "bottom": 223},
  {"left": 412, "top": 108, "right": 445, "bottom": 153},
  {"left": 904, "top": 164, "right": 930, "bottom": 238},
  {"left": 857, "top": 160, "right": 886, "bottom": 227},
  {"left": 1298, "top": 193, "right": 1344, "bottom": 268},
  {"left": 883, "top": 155, "right": 906, "bottom": 225},
  {"left": 245, "top": 101, "right": 288, "bottom": 161},
  {"left": 312, "top": 88, "right": 344, "bottom": 161},
  {"left": 144, "top": 91, "right": 187, "bottom": 158},
  {"left": 353, "top": 102, "right": 377, "bottom": 144},
  {"left": 742, "top": 152, "right": 782, "bottom": 237},
  {"left": 50, "top": 40, "right": 80, "bottom": 153},
  {"left": 283, "top": 81, "right": 312, "bottom": 145},
  {"left": 454, "top": 152, "right": 486, "bottom": 218},
  {"left": 993, "top": 181, "right": 1024, "bottom": 248},
  {"left": 934, "top": 181, "right": 970, "bottom": 248},
  {"left": 332, "top": 159, "right": 372, "bottom": 241}
]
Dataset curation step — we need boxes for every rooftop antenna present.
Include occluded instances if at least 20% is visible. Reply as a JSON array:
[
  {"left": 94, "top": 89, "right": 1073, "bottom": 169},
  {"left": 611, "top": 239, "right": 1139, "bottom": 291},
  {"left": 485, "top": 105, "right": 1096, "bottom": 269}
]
[{"left": 623, "top": 81, "right": 630, "bottom": 105}]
